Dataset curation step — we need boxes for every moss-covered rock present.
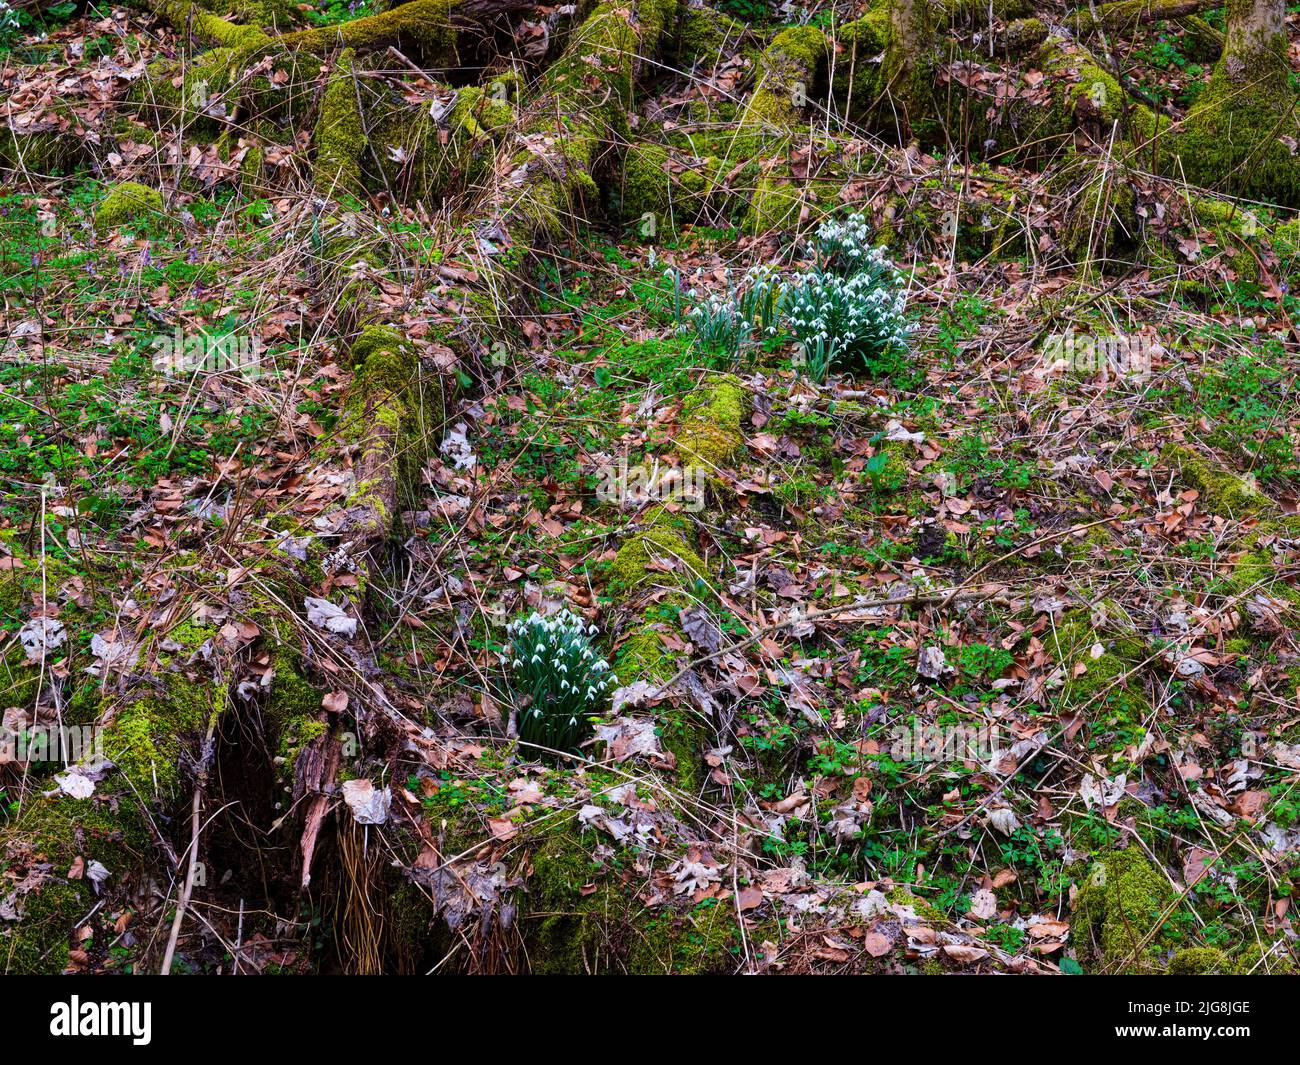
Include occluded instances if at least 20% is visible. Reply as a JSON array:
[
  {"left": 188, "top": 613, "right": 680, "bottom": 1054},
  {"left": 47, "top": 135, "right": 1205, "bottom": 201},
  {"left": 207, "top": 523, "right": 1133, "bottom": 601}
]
[
  {"left": 94, "top": 182, "right": 163, "bottom": 233},
  {"left": 1173, "top": 0, "right": 1300, "bottom": 206},
  {"left": 104, "top": 621, "right": 220, "bottom": 797},
  {"left": 0, "top": 797, "right": 150, "bottom": 974},
  {"left": 525, "top": 814, "right": 740, "bottom": 973},
  {"left": 830, "top": 10, "right": 889, "bottom": 113},
  {"left": 608, "top": 512, "right": 709, "bottom": 597},
  {"left": 672, "top": 7, "right": 748, "bottom": 67},
  {"left": 1046, "top": 609, "right": 1148, "bottom": 740},
  {"left": 337, "top": 324, "right": 434, "bottom": 537},
  {"left": 1167, "top": 946, "right": 1231, "bottom": 974},
  {"left": 616, "top": 141, "right": 710, "bottom": 230},
  {"left": 0, "top": 129, "right": 85, "bottom": 174},
  {"left": 727, "top": 25, "right": 827, "bottom": 232},
  {"left": 675, "top": 375, "right": 747, "bottom": 471},
  {"left": 1073, "top": 845, "right": 1172, "bottom": 973}
]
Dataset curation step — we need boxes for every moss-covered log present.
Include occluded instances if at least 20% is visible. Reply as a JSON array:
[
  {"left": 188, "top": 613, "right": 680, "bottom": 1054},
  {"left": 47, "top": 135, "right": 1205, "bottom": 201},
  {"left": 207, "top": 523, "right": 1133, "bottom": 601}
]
[
  {"left": 736, "top": 27, "right": 828, "bottom": 233},
  {"left": 1066, "top": 0, "right": 1216, "bottom": 35}
]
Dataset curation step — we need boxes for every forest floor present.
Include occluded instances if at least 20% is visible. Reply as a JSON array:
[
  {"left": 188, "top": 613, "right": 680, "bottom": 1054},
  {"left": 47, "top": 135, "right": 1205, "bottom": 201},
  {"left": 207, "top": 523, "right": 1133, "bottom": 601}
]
[{"left": 2, "top": 0, "right": 1300, "bottom": 976}]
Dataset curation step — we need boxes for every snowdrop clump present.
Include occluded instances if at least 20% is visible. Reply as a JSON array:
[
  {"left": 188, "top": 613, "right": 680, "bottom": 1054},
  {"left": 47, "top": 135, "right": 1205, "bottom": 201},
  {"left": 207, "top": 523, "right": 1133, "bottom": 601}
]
[
  {"left": 686, "top": 287, "right": 753, "bottom": 356},
  {"left": 784, "top": 264, "right": 911, "bottom": 377},
  {"left": 783, "top": 221, "right": 911, "bottom": 380},
  {"left": 738, "top": 263, "right": 785, "bottom": 337},
  {"left": 665, "top": 264, "right": 785, "bottom": 362},
  {"left": 506, "top": 609, "right": 614, "bottom": 755},
  {"left": 660, "top": 211, "right": 907, "bottom": 378},
  {"left": 0, "top": 1, "right": 21, "bottom": 38}
]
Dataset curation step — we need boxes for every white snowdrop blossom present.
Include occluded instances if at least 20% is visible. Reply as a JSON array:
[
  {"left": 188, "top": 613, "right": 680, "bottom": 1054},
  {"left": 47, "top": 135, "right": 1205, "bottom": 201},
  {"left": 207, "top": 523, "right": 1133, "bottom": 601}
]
[
  {"left": 811, "top": 211, "right": 876, "bottom": 275},
  {"left": 0, "top": 1, "right": 20, "bottom": 37}
]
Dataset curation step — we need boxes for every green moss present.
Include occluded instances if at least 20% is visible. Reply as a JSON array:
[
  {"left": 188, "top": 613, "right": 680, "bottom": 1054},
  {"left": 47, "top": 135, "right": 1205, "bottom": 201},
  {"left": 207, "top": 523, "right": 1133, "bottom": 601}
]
[
  {"left": 239, "top": 144, "right": 266, "bottom": 198},
  {"left": 1274, "top": 218, "right": 1300, "bottom": 256},
  {"left": 278, "top": 715, "right": 328, "bottom": 772},
  {"left": 727, "top": 25, "right": 826, "bottom": 190},
  {"left": 1214, "top": 542, "right": 1300, "bottom": 611},
  {"left": 279, "top": 0, "right": 457, "bottom": 57},
  {"left": 0, "top": 129, "right": 83, "bottom": 173},
  {"left": 133, "top": 50, "right": 232, "bottom": 130},
  {"left": 1175, "top": 25, "right": 1300, "bottom": 206},
  {"left": 338, "top": 324, "right": 436, "bottom": 525},
  {"left": 1232, "top": 940, "right": 1298, "bottom": 975},
  {"left": 614, "top": 624, "right": 677, "bottom": 681},
  {"left": 745, "top": 177, "right": 806, "bottom": 235},
  {"left": 830, "top": 12, "right": 888, "bottom": 112},
  {"left": 155, "top": 0, "right": 270, "bottom": 48},
  {"left": 608, "top": 513, "right": 708, "bottom": 597},
  {"left": 676, "top": 376, "right": 747, "bottom": 471},
  {"left": 367, "top": 82, "right": 513, "bottom": 200},
  {"left": 1162, "top": 444, "right": 1269, "bottom": 519},
  {"left": 879, "top": 0, "right": 941, "bottom": 143},
  {"left": 0, "top": 797, "right": 150, "bottom": 974},
  {"left": 0, "top": 644, "right": 41, "bottom": 713},
  {"left": 613, "top": 607, "right": 708, "bottom": 792},
  {"left": 1167, "top": 946, "right": 1231, "bottom": 974},
  {"left": 888, "top": 886, "right": 947, "bottom": 923},
  {"left": 674, "top": 7, "right": 746, "bottom": 66},
  {"left": 1046, "top": 611, "right": 1148, "bottom": 731},
  {"left": 223, "top": 0, "right": 302, "bottom": 28},
  {"left": 867, "top": 442, "right": 910, "bottom": 493},
  {"left": 94, "top": 181, "right": 163, "bottom": 233},
  {"left": 1065, "top": 167, "right": 1138, "bottom": 265},
  {"left": 617, "top": 141, "right": 709, "bottom": 228},
  {"left": 945, "top": 0, "right": 1033, "bottom": 21},
  {"left": 525, "top": 814, "right": 738, "bottom": 973},
  {"left": 314, "top": 50, "right": 365, "bottom": 199},
  {"left": 656, "top": 709, "right": 706, "bottom": 794},
  {"left": 999, "top": 15, "right": 1047, "bottom": 51},
  {"left": 106, "top": 675, "right": 215, "bottom": 798},
  {"left": 1074, "top": 845, "right": 1172, "bottom": 973}
]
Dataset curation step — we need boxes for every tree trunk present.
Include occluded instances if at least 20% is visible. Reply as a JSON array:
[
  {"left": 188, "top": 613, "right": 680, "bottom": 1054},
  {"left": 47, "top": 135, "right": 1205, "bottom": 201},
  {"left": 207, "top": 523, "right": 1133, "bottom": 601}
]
[
  {"left": 880, "top": 0, "right": 940, "bottom": 141},
  {"left": 1175, "top": 0, "right": 1300, "bottom": 205}
]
